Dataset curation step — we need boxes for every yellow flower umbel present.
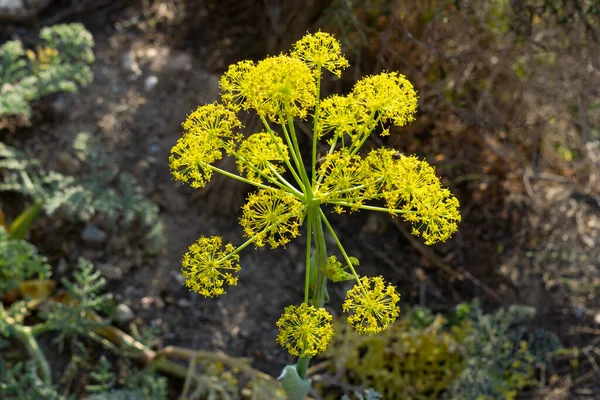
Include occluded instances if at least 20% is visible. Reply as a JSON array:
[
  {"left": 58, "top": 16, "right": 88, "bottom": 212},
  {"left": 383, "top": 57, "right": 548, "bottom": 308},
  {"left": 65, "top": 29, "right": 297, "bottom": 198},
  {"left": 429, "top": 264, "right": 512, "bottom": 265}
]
[
  {"left": 181, "top": 236, "right": 241, "bottom": 298},
  {"left": 343, "top": 276, "right": 401, "bottom": 335},
  {"left": 240, "top": 189, "right": 304, "bottom": 248},
  {"left": 276, "top": 303, "right": 335, "bottom": 357},
  {"left": 169, "top": 31, "right": 460, "bottom": 394}
]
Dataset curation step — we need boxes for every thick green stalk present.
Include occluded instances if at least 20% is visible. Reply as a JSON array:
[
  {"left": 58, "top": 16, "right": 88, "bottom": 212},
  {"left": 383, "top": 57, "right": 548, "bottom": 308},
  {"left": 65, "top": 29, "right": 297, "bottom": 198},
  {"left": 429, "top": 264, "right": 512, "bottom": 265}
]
[{"left": 296, "top": 203, "right": 328, "bottom": 380}]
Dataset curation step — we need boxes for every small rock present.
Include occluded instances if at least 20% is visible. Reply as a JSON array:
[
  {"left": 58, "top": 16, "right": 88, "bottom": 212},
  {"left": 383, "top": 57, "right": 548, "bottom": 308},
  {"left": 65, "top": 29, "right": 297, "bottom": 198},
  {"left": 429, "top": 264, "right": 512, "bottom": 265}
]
[
  {"left": 149, "top": 144, "right": 160, "bottom": 154},
  {"left": 133, "top": 159, "right": 150, "bottom": 179},
  {"left": 56, "top": 152, "right": 81, "bottom": 175},
  {"left": 595, "top": 312, "right": 600, "bottom": 325},
  {"left": 115, "top": 303, "right": 135, "bottom": 324},
  {"left": 177, "top": 298, "right": 191, "bottom": 308},
  {"left": 97, "top": 263, "right": 123, "bottom": 281},
  {"left": 56, "top": 258, "right": 68, "bottom": 274},
  {"left": 81, "top": 225, "right": 107, "bottom": 243},
  {"left": 144, "top": 75, "right": 158, "bottom": 92},
  {"left": 155, "top": 297, "right": 165, "bottom": 309},
  {"left": 122, "top": 50, "right": 142, "bottom": 76}
]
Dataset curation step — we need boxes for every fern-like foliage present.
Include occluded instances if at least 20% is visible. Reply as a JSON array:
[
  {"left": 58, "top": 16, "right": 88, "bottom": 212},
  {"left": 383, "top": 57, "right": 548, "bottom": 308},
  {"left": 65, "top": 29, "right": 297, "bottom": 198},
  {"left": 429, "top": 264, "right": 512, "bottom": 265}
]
[
  {"left": 0, "top": 226, "right": 51, "bottom": 295},
  {"left": 85, "top": 356, "right": 115, "bottom": 394},
  {"left": 0, "top": 360, "right": 68, "bottom": 400},
  {"left": 0, "top": 23, "right": 94, "bottom": 120},
  {"left": 448, "top": 301, "right": 561, "bottom": 400},
  {"left": 45, "top": 259, "right": 114, "bottom": 345},
  {"left": 0, "top": 137, "right": 166, "bottom": 254}
]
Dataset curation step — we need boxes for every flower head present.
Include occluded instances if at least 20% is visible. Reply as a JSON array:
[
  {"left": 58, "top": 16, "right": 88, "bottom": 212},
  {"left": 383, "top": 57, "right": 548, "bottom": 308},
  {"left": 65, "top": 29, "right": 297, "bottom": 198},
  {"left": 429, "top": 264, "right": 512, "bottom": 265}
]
[
  {"left": 291, "top": 31, "right": 349, "bottom": 77},
  {"left": 350, "top": 72, "right": 418, "bottom": 132},
  {"left": 316, "top": 95, "right": 360, "bottom": 143},
  {"left": 343, "top": 276, "right": 401, "bottom": 335},
  {"left": 236, "top": 132, "right": 289, "bottom": 183},
  {"left": 181, "top": 236, "right": 241, "bottom": 297},
  {"left": 240, "top": 189, "right": 304, "bottom": 248},
  {"left": 182, "top": 102, "right": 242, "bottom": 145},
  {"left": 219, "top": 60, "right": 256, "bottom": 112},
  {"left": 316, "top": 149, "right": 368, "bottom": 211},
  {"left": 245, "top": 55, "right": 317, "bottom": 122},
  {"left": 276, "top": 303, "right": 335, "bottom": 357},
  {"left": 169, "top": 133, "right": 221, "bottom": 188},
  {"left": 410, "top": 189, "right": 461, "bottom": 245},
  {"left": 364, "top": 149, "right": 441, "bottom": 211}
]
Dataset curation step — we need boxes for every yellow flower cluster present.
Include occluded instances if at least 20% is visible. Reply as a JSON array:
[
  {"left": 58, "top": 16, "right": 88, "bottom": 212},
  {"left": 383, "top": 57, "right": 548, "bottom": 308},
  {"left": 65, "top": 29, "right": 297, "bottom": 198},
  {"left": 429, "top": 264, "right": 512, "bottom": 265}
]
[
  {"left": 276, "top": 303, "right": 335, "bottom": 357},
  {"left": 169, "top": 31, "right": 460, "bottom": 362},
  {"left": 343, "top": 276, "right": 401, "bottom": 335},
  {"left": 236, "top": 132, "right": 289, "bottom": 183},
  {"left": 181, "top": 236, "right": 241, "bottom": 298},
  {"left": 240, "top": 189, "right": 304, "bottom": 248}
]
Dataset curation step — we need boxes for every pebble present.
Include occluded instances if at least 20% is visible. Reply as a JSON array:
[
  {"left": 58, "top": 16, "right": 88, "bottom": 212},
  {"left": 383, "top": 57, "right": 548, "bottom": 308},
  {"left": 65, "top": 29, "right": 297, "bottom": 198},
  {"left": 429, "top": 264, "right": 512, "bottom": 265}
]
[
  {"left": 56, "top": 152, "right": 81, "bottom": 175},
  {"left": 177, "top": 298, "right": 191, "bottom": 308},
  {"left": 122, "top": 50, "right": 142, "bottom": 76},
  {"left": 144, "top": 75, "right": 158, "bottom": 92},
  {"left": 115, "top": 303, "right": 135, "bottom": 324},
  {"left": 97, "top": 263, "right": 123, "bottom": 281},
  {"left": 81, "top": 224, "right": 107, "bottom": 243}
]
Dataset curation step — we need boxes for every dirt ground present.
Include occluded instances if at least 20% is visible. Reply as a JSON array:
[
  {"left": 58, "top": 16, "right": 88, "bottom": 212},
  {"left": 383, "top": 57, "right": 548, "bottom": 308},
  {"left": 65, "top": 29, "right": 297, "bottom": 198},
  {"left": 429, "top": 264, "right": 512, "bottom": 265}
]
[{"left": 2, "top": 1, "right": 600, "bottom": 397}]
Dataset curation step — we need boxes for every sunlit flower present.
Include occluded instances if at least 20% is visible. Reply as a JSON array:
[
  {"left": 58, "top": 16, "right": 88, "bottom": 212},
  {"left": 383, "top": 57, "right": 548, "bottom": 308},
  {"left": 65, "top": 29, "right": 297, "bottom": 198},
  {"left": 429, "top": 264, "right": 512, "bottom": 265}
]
[
  {"left": 316, "top": 95, "right": 360, "bottom": 144},
  {"left": 245, "top": 55, "right": 317, "bottom": 122},
  {"left": 236, "top": 132, "right": 289, "bottom": 183},
  {"left": 240, "top": 189, "right": 304, "bottom": 248},
  {"left": 343, "top": 276, "right": 400, "bottom": 335},
  {"left": 181, "top": 236, "right": 241, "bottom": 298},
  {"left": 350, "top": 72, "right": 418, "bottom": 133},
  {"left": 316, "top": 149, "right": 368, "bottom": 211},
  {"left": 182, "top": 102, "right": 242, "bottom": 145},
  {"left": 276, "top": 303, "right": 335, "bottom": 357},
  {"left": 219, "top": 60, "right": 256, "bottom": 112},
  {"left": 364, "top": 149, "right": 441, "bottom": 211},
  {"left": 410, "top": 189, "right": 461, "bottom": 245},
  {"left": 169, "top": 133, "right": 221, "bottom": 188},
  {"left": 290, "top": 31, "right": 349, "bottom": 77}
]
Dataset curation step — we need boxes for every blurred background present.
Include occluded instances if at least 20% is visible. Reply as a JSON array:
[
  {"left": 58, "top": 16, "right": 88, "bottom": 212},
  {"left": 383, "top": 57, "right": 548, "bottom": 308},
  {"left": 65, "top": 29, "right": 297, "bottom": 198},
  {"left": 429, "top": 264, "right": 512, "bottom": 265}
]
[{"left": 1, "top": 0, "right": 600, "bottom": 399}]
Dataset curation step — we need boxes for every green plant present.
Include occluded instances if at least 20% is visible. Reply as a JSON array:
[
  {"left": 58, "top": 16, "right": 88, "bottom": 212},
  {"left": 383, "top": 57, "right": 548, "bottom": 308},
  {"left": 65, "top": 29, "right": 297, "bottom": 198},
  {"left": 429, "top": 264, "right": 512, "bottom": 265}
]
[
  {"left": 320, "top": 303, "right": 560, "bottom": 400},
  {"left": 448, "top": 302, "right": 561, "bottom": 400},
  {"left": 169, "top": 31, "right": 461, "bottom": 398},
  {"left": 323, "top": 308, "right": 469, "bottom": 400},
  {"left": 0, "top": 226, "right": 51, "bottom": 296},
  {"left": 0, "top": 134, "right": 165, "bottom": 255},
  {"left": 0, "top": 231, "right": 288, "bottom": 398},
  {"left": 0, "top": 23, "right": 94, "bottom": 123}
]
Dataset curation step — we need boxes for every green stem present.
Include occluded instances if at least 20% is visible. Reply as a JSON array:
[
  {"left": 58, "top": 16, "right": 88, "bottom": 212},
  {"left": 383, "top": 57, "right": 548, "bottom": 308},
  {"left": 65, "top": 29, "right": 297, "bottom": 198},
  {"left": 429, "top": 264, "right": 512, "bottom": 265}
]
[
  {"left": 213, "top": 150, "right": 301, "bottom": 196},
  {"left": 296, "top": 356, "right": 311, "bottom": 380},
  {"left": 279, "top": 118, "right": 309, "bottom": 188},
  {"left": 14, "top": 325, "right": 52, "bottom": 383},
  {"left": 286, "top": 115, "right": 311, "bottom": 189},
  {"left": 304, "top": 215, "right": 312, "bottom": 305},
  {"left": 311, "top": 66, "right": 322, "bottom": 184},
  {"left": 318, "top": 208, "right": 361, "bottom": 283},
  {"left": 259, "top": 116, "right": 306, "bottom": 190}
]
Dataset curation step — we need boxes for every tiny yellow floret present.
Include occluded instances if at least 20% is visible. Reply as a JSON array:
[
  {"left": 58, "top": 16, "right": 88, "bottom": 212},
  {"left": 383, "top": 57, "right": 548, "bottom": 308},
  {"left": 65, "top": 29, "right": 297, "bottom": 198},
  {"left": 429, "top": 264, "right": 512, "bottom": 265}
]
[
  {"left": 240, "top": 189, "right": 304, "bottom": 248},
  {"left": 236, "top": 132, "right": 289, "bottom": 183},
  {"left": 291, "top": 31, "right": 349, "bottom": 77},
  {"left": 245, "top": 55, "right": 317, "bottom": 122},
  {"left": 181, "top": 236, "right": 241, "bottom": 298},
  {"left": 276, "top": 303, "right": 335, "bottom": 357},
  {"left": 343, "top": 276, "right": 401, "bottom": 335},
  {"left": 350, "top": 72, "right": 418, "bottom": 132}
]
